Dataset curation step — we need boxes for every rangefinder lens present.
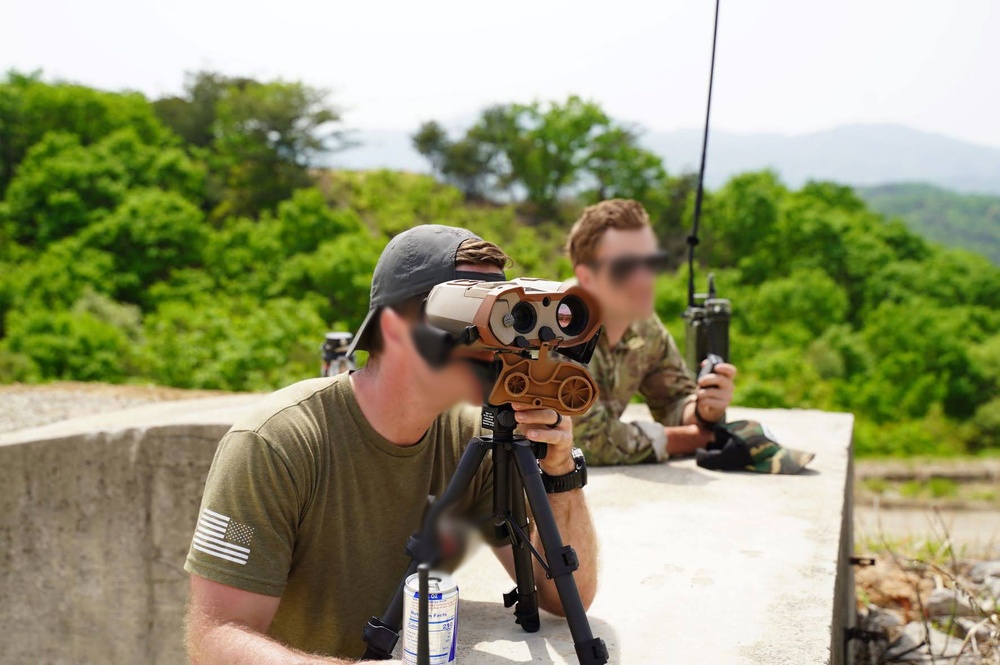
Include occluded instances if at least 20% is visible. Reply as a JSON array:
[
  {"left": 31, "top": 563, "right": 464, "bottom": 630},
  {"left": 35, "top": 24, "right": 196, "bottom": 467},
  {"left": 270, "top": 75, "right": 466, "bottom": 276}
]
[
  {"left": 510, "top": 301, "right": 537, "bottom": 334},
  {"left": 556, "top": 295, "right": 588, "bottom": 336}
]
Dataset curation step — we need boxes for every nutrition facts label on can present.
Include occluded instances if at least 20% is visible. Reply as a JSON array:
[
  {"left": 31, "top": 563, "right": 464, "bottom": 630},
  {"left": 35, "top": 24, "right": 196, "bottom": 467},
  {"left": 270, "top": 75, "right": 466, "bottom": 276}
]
[{"left": 401, "top": 574, "right": 459, "bottom": 665}]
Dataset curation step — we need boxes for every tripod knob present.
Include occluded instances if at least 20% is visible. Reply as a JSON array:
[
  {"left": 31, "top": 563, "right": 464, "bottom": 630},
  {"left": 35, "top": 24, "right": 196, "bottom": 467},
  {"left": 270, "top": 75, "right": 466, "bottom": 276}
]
[
  {"left": 533, "top": 442, "right": 547, "bottom": 460},
  {"left": 495, "top": 409, "right": 518, "bottom": 429}
]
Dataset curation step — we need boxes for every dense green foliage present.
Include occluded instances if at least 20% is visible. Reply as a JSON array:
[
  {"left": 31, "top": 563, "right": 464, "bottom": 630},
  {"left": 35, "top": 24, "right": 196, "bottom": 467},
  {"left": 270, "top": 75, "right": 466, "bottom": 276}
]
[
  {"left": 858, "top": 183, "right": 1000, "bottom": 265},
  {"left": 1, "top": 74, "right": 997, "bottom": 458}
]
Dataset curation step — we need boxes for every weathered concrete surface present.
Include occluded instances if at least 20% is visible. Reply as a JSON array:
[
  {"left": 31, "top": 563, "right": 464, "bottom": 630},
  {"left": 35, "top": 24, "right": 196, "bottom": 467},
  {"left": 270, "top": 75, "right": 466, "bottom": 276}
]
[
  {"left": 0, "top": 399, "right": 853, "bottom": 664},
  {"left": 454, "top": 406, "right": 855, "bottom": 664},
  {"left": 0, "top": 396, "right": 262, "bottom": 665}
]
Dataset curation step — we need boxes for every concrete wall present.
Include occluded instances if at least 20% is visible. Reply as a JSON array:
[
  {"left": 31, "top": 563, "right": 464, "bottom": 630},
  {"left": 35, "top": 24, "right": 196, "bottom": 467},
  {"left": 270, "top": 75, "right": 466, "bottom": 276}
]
[
  {"left": 833, "top": 438, "right": 857, "bottom": 665},
  {"left": 0, "top": 397, "right": 260, "bottom": 665},
  {"left": 0, "top": 399, "right": 855, "bottom": 664}
]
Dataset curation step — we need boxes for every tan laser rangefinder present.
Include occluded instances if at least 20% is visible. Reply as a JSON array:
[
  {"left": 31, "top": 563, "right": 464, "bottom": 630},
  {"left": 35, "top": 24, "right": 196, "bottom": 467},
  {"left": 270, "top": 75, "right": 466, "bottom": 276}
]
[{"left": 423, "top": 278, "right": 602, "bottom": 415}]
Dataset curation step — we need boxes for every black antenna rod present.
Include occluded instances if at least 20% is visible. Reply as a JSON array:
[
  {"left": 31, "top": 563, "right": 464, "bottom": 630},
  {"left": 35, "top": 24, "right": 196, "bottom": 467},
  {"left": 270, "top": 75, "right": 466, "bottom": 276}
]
[{"left": 687, "top": 0, "right": 722, "bottom": 308}]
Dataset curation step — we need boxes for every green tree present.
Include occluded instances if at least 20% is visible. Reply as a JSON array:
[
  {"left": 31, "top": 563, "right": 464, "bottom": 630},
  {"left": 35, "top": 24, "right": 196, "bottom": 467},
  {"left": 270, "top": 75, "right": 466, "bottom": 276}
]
[
  {"left": 415, "top": 96, "right": 665, "bottom": 219},
  {"left": 3, "top": 129, "right": 203, "bottom": 247},
  {"left": 80, "top": 189, "right": 208, "bottom": 304},
  {"left": 3, "top": 307, "right": 136, "bottom": 382},
  {"left": 142, "top": 295, "right": 325, "bottom": 391},
  {"left": 740, "top": 268, "right": 849, "bottom": 338},
  {"left": 702, "top": 170, "right": 784, "bottom": 275},
  {"left": 858, "top": 183, "right": 1000, "bottom": 265},
  {"left": 642, "top": 173, "right": 699, "bottom": 268},
  {"left": 151, "top": 71, "right": 244, "bottom": 148},
  {"left": 4, "top": 238, "right": 117, "bottom": 313},
  {"left": 273, "top": 188, "right": 365, "bottom": 255},
  {"left": 412, "top": 121, "right": 499, "bottom": 201},
  {"left": 0, "top": 71, "right": 168, "bottom": 196},
  {"left": 581, "top": 126, "right": 666, "bottom": 202},
  {"left": 272, "top": 232, "right": 381, "bottom": 328},
  {"left": 211, "top": 78, "right": 348, "bottom": 216}
]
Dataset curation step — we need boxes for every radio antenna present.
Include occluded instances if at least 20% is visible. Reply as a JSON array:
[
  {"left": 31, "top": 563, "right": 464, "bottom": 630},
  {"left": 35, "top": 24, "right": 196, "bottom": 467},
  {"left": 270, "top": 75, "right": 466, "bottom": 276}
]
[{"left": 686, "top": 0, "right": 722, "bottom": 308}]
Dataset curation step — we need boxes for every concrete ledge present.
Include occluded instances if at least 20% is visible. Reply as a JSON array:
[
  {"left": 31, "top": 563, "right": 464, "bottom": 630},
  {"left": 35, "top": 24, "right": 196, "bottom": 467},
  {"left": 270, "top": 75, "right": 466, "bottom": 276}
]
[
  {"left": 456, "top": 406, "right": 855, "bottom": 664},
  {"left": 0, "top": 399, "right": 853, "bottom": 664}
]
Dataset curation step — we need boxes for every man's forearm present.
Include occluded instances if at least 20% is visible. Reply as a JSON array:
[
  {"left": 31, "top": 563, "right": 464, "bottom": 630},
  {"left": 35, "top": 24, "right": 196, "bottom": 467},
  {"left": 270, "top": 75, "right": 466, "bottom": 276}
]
[
  {"left": 189, "top": 619, "right": 390, "bottom": 665},
  {"left": 531, "top": 489, "right": 598, "bottom": 614}
]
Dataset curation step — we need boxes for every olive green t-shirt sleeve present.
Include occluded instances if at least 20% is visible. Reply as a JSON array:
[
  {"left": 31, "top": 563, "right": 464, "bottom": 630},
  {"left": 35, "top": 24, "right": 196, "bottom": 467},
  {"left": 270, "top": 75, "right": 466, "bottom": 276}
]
[{"left": 184, "top": 430, "right": 303, "bottom": 597}]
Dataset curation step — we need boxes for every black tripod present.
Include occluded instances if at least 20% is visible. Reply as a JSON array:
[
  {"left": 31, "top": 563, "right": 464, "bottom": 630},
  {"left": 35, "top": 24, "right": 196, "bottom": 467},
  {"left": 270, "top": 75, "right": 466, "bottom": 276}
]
[{"left": 361, "top": 403, "right": 609, "bottom": 665}]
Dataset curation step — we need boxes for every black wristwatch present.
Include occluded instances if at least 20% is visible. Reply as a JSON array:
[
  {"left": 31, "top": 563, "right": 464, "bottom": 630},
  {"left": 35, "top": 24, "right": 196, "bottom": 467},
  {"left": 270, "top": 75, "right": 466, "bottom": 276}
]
[{"left": 540, "top": 448, "right": 588, "bottom": 494}]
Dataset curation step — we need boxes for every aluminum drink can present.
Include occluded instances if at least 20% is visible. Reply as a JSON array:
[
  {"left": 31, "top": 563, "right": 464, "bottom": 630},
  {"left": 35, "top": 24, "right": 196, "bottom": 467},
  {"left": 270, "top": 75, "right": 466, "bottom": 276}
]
[{"left": 401, "top": 570, "right": 459, "bottom": 664}]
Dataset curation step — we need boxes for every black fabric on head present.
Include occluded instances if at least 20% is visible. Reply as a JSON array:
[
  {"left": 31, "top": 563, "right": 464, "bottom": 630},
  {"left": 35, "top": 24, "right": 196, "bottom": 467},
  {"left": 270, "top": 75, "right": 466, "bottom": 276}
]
[{"left": 454, "top": 270, "right": 507, "bottom": 282}]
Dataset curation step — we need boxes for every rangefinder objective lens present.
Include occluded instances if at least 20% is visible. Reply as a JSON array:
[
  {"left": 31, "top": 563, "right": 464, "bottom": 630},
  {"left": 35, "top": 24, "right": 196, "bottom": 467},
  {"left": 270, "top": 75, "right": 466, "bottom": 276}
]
[
  {"left": 557, "top": 304, "right": 572, "bottom": 328},
  {"left": 510, "top": 302, "right": 537, "bottom": 334},
  {"left": 556, "top": 295, "right": 588, "bottom": 336}
]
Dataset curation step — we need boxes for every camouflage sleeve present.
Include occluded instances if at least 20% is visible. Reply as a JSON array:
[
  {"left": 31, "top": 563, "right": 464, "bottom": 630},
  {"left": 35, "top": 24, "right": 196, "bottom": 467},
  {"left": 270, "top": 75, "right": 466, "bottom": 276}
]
[
  {"left": 573, "top": 398, "right": 668, "bottom": 466},
  {"left": 639, "top": 319, "right": 698, "bottom": 427}
]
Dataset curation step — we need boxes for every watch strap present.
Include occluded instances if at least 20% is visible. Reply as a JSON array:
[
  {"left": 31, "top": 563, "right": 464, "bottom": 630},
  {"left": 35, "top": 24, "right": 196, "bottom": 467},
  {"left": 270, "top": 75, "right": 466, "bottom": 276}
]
[{"left": 541, "top": 448, "right": 587, "bottom": 493}]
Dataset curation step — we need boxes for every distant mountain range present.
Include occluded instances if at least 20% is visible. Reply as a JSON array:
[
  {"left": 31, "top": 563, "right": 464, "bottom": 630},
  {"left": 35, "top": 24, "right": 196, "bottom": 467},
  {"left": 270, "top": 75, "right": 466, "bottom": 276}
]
[
  {"left": 328, "top": 123, "right": 1000, "bottom": 196},
  {"left": 858, "top": 183, "right": 1000, "bottom": 265}
]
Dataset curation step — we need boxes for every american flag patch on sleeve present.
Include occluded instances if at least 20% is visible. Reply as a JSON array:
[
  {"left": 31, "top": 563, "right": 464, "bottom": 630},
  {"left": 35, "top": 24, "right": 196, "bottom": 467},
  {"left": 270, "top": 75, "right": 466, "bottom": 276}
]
[{"left": 192, "top": 508, "right": 254, "bottom": 565}]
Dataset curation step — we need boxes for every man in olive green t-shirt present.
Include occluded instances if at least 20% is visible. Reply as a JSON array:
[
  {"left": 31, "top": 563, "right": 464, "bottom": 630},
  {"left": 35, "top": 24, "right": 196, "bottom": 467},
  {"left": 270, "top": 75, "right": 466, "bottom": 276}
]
[{"left": 184, "top": 225, "right": 599, "bottom": 664}]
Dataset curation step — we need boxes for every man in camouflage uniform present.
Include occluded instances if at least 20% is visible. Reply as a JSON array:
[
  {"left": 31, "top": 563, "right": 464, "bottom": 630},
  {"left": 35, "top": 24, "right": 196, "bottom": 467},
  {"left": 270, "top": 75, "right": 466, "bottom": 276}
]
[{"left": 566, "top": 199, "right": 738, "bottom": 465}]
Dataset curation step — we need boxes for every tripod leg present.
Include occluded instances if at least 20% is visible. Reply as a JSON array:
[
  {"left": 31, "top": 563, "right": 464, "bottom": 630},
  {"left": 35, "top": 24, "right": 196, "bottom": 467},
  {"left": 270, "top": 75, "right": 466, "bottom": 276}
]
[
  {"left": 511, "top": 443, "right": 609, "bottom": 665},
  {"left": 361, "top": 436, "right": 492, "bottom": 660},
  {"left": 492, "top": 439, "right": 510, "bottom": 541},
  {"left": 505, "top": 467, "right": 541, "bottom": 632}
]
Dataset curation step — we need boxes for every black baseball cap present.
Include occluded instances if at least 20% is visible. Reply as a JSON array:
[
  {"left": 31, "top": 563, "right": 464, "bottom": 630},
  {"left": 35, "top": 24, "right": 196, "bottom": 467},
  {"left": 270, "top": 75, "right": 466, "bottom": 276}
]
[{"left": 347, "top": 224, "right": 500, "bottom": 356}]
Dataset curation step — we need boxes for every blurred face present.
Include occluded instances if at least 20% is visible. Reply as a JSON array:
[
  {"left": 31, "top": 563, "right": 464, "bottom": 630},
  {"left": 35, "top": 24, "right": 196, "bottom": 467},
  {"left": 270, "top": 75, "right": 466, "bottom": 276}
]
[
  {"left": 575, "top": 226, "right": 666, "bottom": 322},
  {"left": 379, "top": 263, "right": 503, "bottom": 409}
]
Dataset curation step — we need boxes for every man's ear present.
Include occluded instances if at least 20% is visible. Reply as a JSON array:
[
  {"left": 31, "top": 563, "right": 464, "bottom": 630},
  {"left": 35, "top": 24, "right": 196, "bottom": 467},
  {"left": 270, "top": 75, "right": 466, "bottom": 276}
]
[
  {"left": 379, "top": 307, "right": 408, "bottom": 349},
  {"left": 574, "top": 263, "right": 594, "bottom": 289}
]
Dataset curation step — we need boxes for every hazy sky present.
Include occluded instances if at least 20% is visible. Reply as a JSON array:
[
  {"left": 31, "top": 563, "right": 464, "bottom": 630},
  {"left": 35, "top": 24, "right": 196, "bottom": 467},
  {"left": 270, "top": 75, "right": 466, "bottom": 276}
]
[{"left": 3, "top": 0, "right": 999, "bottom": 147}]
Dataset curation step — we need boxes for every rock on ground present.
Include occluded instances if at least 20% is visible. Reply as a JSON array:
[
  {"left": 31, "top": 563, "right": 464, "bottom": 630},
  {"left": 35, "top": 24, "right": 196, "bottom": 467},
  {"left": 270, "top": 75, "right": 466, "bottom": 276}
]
[
  {"left": 884, "top": 621, "right": 980, "bottom": 663},
  {"left": 925, "top": 587, "right": 984, "bottom": 619}
]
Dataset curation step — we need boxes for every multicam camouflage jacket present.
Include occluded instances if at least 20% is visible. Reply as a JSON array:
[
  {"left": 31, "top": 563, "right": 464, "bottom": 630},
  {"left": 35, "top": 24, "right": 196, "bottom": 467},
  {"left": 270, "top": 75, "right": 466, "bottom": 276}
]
[{"left": 573, "top": 315, "right": 698, "bottom": 465}]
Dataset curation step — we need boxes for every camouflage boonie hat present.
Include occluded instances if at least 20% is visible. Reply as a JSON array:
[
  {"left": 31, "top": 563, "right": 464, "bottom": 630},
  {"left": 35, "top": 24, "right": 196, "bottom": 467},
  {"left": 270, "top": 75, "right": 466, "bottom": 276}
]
[{"left": 696, "top": 420, "right": 815, "bottom": 474}]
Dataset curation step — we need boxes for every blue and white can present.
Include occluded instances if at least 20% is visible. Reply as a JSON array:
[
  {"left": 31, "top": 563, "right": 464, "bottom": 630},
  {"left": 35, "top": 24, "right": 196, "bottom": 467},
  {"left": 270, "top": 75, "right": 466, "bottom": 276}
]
[{"left": 401, "top": 570, "right": 459, "bottom": 665}]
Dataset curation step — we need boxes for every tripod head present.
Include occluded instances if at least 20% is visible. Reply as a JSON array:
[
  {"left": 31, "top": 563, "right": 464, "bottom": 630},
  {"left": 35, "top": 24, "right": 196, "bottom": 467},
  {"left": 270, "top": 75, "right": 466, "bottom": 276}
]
[
  {"left": 320, "top": 331, "right": 356, "bottom": 376},
  {"left": 413, "top": 277, "right": 603, "bottom": 417}
]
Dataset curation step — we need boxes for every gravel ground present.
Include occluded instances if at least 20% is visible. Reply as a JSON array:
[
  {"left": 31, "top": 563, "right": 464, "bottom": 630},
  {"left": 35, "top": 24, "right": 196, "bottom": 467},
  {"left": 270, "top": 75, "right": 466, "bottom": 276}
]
[{"left": 0, "top": 382, "right": 237, "bottom": 435}]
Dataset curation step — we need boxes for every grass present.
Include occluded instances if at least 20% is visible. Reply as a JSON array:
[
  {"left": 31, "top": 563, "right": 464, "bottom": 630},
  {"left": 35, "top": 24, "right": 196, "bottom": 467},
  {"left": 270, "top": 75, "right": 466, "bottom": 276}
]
[
  {"left": 857, "top": 533, "right": 970, "bottom": 568},
  {"left": 856, "top": 470, "right": 998, "bottom": 508},
  {"left": 897, "top": 477, "right": 960, "bottom": 499},
  {"left": 970, "top": 488, "right": 999, "bottom": 503},
  {"left": 928, "top": 477, "right": 959, "bottom": 498},
  {"left": 863, "top": 477, "right": 890, "bottom": 495}
]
